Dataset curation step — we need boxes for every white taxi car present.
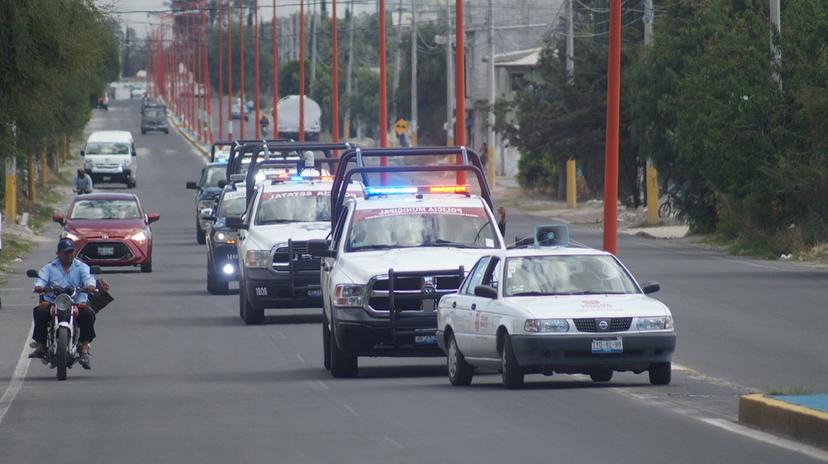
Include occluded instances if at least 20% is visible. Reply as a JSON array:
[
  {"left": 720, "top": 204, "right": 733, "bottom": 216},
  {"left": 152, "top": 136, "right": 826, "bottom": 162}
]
[{"left": 436, "top": 226, "right": 676, "bottom": 388}]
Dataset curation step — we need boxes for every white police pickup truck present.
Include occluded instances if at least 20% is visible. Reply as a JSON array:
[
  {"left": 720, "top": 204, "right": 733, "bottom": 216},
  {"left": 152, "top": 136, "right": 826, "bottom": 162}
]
[
  {"left": 436, "top": 225, "right": 676, "bottom": 388},
  {"left": 308, "top": 147, "right": 505, "bottom": 378}
]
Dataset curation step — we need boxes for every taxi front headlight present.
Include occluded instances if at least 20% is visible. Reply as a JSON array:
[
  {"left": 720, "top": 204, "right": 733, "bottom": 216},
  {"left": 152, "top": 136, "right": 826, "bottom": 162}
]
[
  {"left": 334, "top": 284, "right": 365, "bottom": 307},
  {"left": 245, "top": 250, "right": 271, "bottom": 268},
  {"left": 524, "top": 319, "right": 569, "bottom": 333},
  {"left": 636, "top": 316, "right": 673, "bottom": 331}
]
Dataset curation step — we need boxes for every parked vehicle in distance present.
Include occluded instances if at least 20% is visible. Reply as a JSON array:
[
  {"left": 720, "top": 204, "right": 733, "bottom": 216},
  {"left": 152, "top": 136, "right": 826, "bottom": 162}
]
[
  {"left": 276, "top": 95, "right": 321, "bottom": 141},
  {"left": 53, "top": 193, "right": 160, "bottom": 272},
  {"left": 81, "top": 131, "right": 138, "bottom": 188}
]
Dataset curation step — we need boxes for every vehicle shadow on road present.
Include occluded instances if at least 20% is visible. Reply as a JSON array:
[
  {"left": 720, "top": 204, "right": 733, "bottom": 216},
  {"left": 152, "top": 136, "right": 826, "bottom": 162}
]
[
  {"left": 263, "top": 314, "right": 321, "bottom": 325},
  {"left": 450, "top": 376, "right": 656, "bottom": 391},
  {"left": 353, "top": 364, "right": 446, "bottom": 379}
]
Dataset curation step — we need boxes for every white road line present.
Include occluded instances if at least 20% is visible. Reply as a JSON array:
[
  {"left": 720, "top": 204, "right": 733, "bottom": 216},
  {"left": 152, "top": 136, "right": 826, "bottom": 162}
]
[
  {"left": 0, "top": 324, "right": 33, "bottom": 426},
  {"left": 295, "top": 353, "right": 306, "bottom": 363},
  {"left": 700, "top": 418, "right": 828, "bottom": 462},
  {"left": 343, "top": 404, "right": 360, "bottom": 417},
  {"left": 382, "top": 436, "right": 404, "bottom": 450}
]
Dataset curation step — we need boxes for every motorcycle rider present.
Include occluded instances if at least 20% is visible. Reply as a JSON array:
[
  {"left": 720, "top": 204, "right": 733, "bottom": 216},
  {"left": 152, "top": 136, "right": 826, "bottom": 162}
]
[
  {"left": 29, "top": 239, "right": 97, "bottom": 369},
  {"left": 259, "top": 115, "right": 270, "bottom": 137},
  {"left": 72, "top": 168, "right": 94, "bottom": 194}
]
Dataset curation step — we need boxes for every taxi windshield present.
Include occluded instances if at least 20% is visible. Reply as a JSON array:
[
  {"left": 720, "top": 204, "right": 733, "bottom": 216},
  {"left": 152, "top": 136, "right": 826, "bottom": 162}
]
[
  {"left": 218, "top": 197, "right": 246, "bottom": 218},
  {"left": 255, "top": 191, "right": 331, "bottom": 224},
  {"left": 504, "top": 255, "right": 639, "bottom": 296},
  {"left": 70, "top": 199, "right": 141, "bottom": 220},
  {"left": 347, "top": 207, "right": 499, "bottom": 251},
  {"left": 85, "top": 142, "right": 130, "bottom": 155}
]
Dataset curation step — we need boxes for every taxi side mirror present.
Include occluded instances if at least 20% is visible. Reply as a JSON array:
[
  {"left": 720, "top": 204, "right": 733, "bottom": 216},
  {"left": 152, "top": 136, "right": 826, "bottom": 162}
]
[{"left": 474, "top": 285, "right": 498, "bottom": 299}]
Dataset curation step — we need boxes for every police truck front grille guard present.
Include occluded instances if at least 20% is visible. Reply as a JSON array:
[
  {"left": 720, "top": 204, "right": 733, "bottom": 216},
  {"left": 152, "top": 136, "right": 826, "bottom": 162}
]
[
  {"left": 382, "top": 267, "right": 465, "bottom": 340},
  {"left": 270, "top": 239, "right": 321, "bottom": 294},
  {"left": 329, "top": 147, "right": 491, "bottom": 227}
]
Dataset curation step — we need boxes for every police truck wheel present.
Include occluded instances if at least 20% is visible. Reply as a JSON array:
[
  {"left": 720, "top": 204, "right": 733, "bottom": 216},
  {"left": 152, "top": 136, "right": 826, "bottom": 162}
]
[
  {"left": 501, "top": 335, "right": 524, "bottom": 389},
  {"left": 329, "top": 324, "right": 357, "bottom": 378},
  {"left": 240, "top": 285, "right": 264, "bottom": 325},
  {"left": 322, "top": 315, "right": 331, "bottom": 371},
  {"left": 649, "top": 362, "right": 671, "bottom": 385},
  {"left": 447, "top": 333, "right": 473, "bottom": 386},
  {"left": 590, "top": 368, "right": 613, "bottom": 382}
]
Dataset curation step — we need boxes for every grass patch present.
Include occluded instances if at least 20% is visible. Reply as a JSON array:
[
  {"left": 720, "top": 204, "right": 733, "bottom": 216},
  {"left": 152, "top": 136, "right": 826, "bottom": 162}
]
[{"left": 767, "top": 386, "right": 814, "bottom": 396}]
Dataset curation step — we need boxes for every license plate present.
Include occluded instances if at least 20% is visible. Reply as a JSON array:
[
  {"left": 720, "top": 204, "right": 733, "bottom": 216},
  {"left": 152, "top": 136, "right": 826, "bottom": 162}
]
[
  {"left": 415, "top": 335, "right": 437, "bottom": 346},
  {"left": 591, "top": 337, "right": 623, "bottom": 354},
  {"left": 98, "top": 246, "right": 114, "bottom": 256},
  {"left": 307, "top": 289, "right": 322, "bottom": 297},
  {"left": 102, "top": 176, "right": 111, "bottom": 181}
]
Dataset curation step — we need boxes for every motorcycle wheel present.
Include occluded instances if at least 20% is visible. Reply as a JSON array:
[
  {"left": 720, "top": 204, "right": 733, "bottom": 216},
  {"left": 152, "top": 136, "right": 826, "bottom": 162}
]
[{"left": 56, "top": 328, "right": 69, "bottom": 381}]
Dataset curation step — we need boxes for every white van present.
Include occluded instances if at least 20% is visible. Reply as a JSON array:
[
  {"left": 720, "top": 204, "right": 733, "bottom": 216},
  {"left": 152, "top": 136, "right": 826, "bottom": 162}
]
[{"left": 82, "top": 131, "right": 138, "bottom": 188}]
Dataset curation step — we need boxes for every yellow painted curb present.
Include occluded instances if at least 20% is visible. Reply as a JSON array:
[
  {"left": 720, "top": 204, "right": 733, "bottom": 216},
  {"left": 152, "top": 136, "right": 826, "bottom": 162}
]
[
  {"left": 168, "top": 115, "right": 210, "bottom": 160},
  {"left": 739, "top": 394, "right": 828, "bottom": 450}
]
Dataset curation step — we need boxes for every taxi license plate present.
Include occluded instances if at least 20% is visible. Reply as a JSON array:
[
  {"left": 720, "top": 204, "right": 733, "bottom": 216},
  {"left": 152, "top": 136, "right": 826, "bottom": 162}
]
[
  {"left": 307, "top": 289, "right": 322, "bottom": 297},
  {"left": 98, "top": 246, "right": 114, "bottom": 256},
  {"left": 415, "top": 335, "right": 437, "bottom": 346},
  {"left": 591, "top": 337, "right": 623, "bottom": 354}
]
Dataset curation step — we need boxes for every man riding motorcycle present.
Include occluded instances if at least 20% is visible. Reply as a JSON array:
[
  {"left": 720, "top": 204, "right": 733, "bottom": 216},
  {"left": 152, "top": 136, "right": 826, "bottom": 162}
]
[{"left": 30, "top": 238, "right": 97, "bottom": 369}]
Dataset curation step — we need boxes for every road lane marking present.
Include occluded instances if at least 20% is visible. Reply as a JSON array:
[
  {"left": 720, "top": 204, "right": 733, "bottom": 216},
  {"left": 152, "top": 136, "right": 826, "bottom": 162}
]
[
  {"left": 382, "top": 436, "right": 404, "bottom": 449},
  {"left": 343, "top": 404, "right": 360, "bottom": 417},
  {"left": 295, "top": 353, "right": 306, "bottom": 363},
  {"left": 700, "top": 418, "right": 828, "bottom": 462},
  {"left": 0, "top": 324, "right": 33, "bottom": 426}
]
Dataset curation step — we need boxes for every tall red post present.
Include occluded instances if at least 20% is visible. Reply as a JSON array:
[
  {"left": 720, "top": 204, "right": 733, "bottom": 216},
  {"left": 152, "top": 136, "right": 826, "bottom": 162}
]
[
  {"left": 254, "top": 0, "right": 261, "bottom": 139},
  {"left": 198, "top": 3, "right": 205, "bottom": 142},
  {"left": 272, "top": 0, "right": 279, "bottom": 135},
  {"left": 203, "top": 0, "right": 213, "bottom": 144},
  {"left": 602, "top": 0, "right": 621, "bottom": 254},
  {"left": 454, "top": 0, "right": 465, "bottom": 184},
  {"left": 218, "top": 1, "right": 224, "bottom": 140},
  {"left": 299, "top": 0, "right": 305, "bottom": 141},
  {"left": 331, "top": 0, "right": 339, "bottom": 146},
  {"left": 190, "top": 12, "right": 196, "bottom": 134},
  {"left": 227, "top": 0, "right": 233, "bottom": 140},
  {"left": 240, "top": 2, "right": 246, "bottom": 139},
  {"left": 378, "top": 0, "right": 388, "bottom": 183}
]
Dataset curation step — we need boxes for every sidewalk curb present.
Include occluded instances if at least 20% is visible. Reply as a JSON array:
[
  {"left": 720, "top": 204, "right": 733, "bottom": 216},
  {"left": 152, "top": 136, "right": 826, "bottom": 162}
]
[
  {"left": 739, "top": 394, "right": 828, "bottom": 450},
  {"left": 167, "top": 113, "right": 210, "bottom": 160}
]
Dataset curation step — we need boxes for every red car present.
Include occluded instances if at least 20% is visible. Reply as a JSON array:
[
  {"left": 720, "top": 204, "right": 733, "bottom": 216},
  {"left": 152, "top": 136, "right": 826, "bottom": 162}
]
[{"left": 52, "top": 193, "right": 160, "bottom": 272}]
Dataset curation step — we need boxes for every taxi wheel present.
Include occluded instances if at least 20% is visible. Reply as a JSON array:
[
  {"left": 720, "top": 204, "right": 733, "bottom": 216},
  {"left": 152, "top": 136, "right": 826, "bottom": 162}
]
[
  {"left": 501, "top": 335, "right": 524, "bottom": 389},
  {"left": 240, "top": 285, "right": 264, "bottom": 325},
  {"left": 322, "top": 315, "right": 331, "bottom": 370},
  {"left": 329, "top": 323, "right": 357, "bottom": 378},
  {"left": 590, "top": 369, "right": 613, "bottom": 382},
  {"left": 447, "top": 334, "right": 473, "bottom": 386},
  {"left": 649, "top": 362, "right": 671, "bottom": 385}
]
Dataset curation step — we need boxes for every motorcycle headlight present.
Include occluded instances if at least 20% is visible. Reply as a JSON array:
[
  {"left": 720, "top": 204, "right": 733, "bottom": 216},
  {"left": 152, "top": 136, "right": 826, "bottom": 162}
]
[
  {"left": 54, "top": 294, "right": 73, "bottom": 313},
  {"left": 524, "top": 319, "right": 570, "bottom": 333},
  {"left": 129, "top": 231, "right": 147, "bottom": 242},
  {"left": 245, "top": 250, "right": 271, "bottom": 268},
  {"left": 61, "top": 231, "right": 80, "bottom": 241},
  {"left": 637, "top": 316, "right": 674, "bottom": 331},
  {"left": 334, "top": 284, "right": 365, "bottom": 307}
]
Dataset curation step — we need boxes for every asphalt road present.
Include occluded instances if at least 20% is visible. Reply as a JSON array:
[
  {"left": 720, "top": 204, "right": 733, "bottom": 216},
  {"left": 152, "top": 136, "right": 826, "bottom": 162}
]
[{"left": 0, "top": 99, "right": 825, "bottom": 464}]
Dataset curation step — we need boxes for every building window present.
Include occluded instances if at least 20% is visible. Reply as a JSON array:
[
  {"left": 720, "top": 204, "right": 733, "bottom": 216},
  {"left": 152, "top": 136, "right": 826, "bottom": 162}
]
[{"left": 511, "top": 73, "right": 526, "bottom": 92}]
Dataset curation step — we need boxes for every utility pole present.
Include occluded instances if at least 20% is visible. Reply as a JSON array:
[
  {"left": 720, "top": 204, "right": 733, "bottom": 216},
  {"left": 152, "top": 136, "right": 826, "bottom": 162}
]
[
  {"left": 455, "top": 0, "right": 466, "bottom": 186},
  {"left": 391, "top": 0, "right": 404, "bottom": 119},
  {"left": 299, "top": 0, "right": 305, "bottom": 141},
  {"left": 486, "top": 0, "right": 495, "bottom": 184},
  {"left": 566, "top": 0, "right": 574, "bottom": 84},
  {"left": 310, "top": 1, "right": 317, "bottom": 83},
  {"left": 445, "top": 0, "right": 454, "bottom": 146},
  {"left": 643, "top": 0, "right": 653, "bottom": 45},
  {"left": 344, "top": 0, "right": 355, "bottom": 140},
  {"left": 331, "top": 0, "right": 340, "bottom": 143},
  {"left": 379, "top": 0, "right": 389, "bottom": 183},
  {"left": 410, "top": 0, "right": 417, "bottom": 146},
  {"left": 255, "top": 0, "right": 261, "bottom": 139},
  {"left": 218, "top": 1, "right": 224, "bottom": 140},
  {"left": 770, "top": 0, "right": 782, "bottom": 88},
  {"left": 239, "top": 3, "right": 246, "bottom": 139},
  {"left": 227, "top": 0, "right": 233, "bottom": 139},
  {"left": 643, "top": 0, "right": 659, "bottom": 225},
  {"left": 273, "top": 0, "right": 279, "bottom": 132}
]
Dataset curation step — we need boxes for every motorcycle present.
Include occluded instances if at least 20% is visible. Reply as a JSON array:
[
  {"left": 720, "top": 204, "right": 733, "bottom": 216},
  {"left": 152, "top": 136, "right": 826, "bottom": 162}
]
[{"left": 25, "top": 267, "right": 109, "bottom": 381}]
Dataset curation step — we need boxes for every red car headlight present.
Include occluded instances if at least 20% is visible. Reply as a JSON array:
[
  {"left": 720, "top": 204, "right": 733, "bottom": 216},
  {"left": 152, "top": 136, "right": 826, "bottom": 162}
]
[{"left": 128, "top": 231, "right": 148, "bottom": 242}]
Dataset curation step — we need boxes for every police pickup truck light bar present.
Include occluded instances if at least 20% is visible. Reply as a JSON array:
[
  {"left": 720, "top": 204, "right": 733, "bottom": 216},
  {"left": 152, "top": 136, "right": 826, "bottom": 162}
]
[{"left": 363, "top": 185, "right": 469, "bottom": 197}]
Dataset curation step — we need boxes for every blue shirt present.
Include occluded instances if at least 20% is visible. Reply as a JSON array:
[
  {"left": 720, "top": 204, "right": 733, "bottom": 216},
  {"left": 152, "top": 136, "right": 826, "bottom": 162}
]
[
  {"left": 73, "top": 174, "right": 93, "bottom": 192},
  {"left": 33, "top": 258, "right": 96, "bottom": 304}
]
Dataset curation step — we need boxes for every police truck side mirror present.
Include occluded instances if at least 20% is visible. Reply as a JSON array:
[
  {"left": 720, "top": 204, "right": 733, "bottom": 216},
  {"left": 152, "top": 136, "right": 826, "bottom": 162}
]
[{"left": 186, "top": 181, "right": 198, "bottom": 189}]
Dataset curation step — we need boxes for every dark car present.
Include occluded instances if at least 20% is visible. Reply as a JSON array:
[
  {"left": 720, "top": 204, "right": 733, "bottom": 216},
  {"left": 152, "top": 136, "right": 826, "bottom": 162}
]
[
  {"left": 52, "top": 193, "right": 160, "bottom": 272},
  {"left": 204, "top": 187, "right": 247, "bottom": 294},
  {"left": 186, "top": 162, "right": 228, "bottom": 245},
  {"left": 141, "top": 104, "right": 169, "bottom": 134}
]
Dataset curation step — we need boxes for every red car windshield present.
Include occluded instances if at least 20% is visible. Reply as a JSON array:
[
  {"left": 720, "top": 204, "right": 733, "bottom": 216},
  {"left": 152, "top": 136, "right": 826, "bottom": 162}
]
[{"left": 70, "top": 200, "right": 142, "bottom": 220}]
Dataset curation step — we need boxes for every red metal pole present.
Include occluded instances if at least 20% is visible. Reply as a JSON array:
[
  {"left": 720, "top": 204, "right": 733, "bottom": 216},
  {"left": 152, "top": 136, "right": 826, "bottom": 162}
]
[
  {"left": 602, "top": 0, "right": 621, "bottom": 254},
  {"left": 198, "top": 5, "right": 205, "bottom": 142},
  {"left": 378, "top": 0, "right": 388, "bottom": 183},
  {"left": 272, "top": 0, "right": 279, "bottom": 135},
  {"left": 254, "top": 0, "right": 261, "bottom": 139},
  {"left": 240, "top": 2, "right": 246, "bottom": 139},
  {"left": 227, "top": 0, "right": 233, "bottom": 140},
  {"left": 218, "top": 2, "right": 224, "bottom": 141},
  {"left": 331, "top": 0, "right": 339, "bottom": 146},
  {"left": 299, "top": 0, "right": 305, "bottom": 141},
  {"left": 190, "top": 12, "right": 196, "bottom": 133},
  {"left": 203, "top": 0, "right": 213, "bottom": 145},
  {"left": 454, "top": 0, "right": 465, "bottom": 184}
]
